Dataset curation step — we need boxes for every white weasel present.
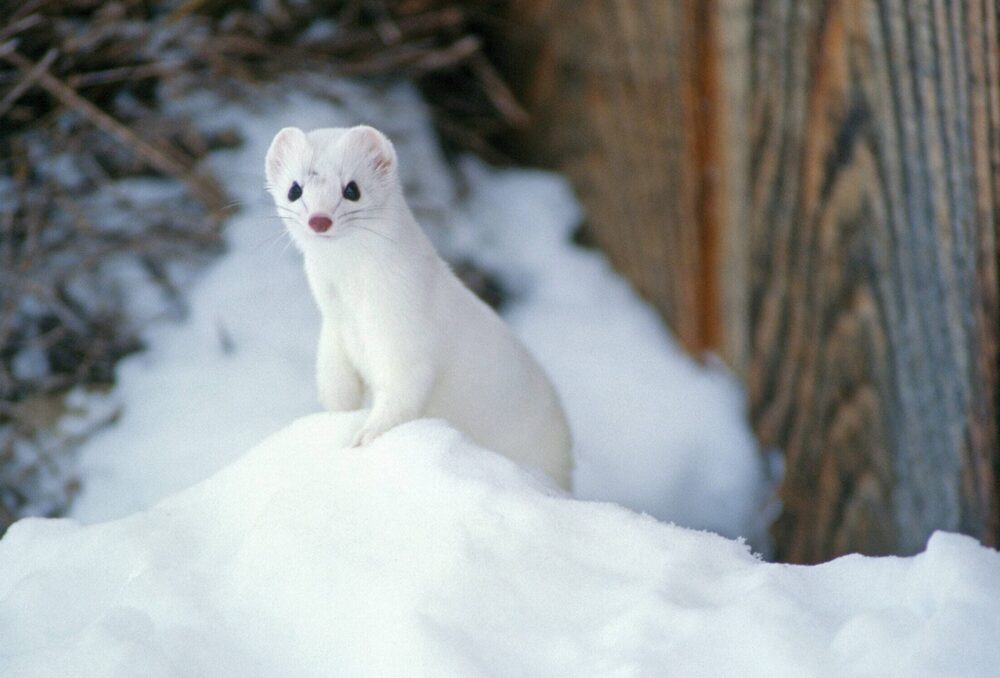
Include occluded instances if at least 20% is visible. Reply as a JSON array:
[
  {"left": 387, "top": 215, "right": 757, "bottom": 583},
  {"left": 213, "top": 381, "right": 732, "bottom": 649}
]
[{"left": 265, "top": 125, "right": 573, "bottom": 489}]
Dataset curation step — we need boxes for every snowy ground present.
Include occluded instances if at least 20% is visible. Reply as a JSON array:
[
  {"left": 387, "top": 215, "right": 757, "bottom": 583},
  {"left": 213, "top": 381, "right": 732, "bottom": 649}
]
[
  {"left": 5, "top": 78, "right": 998, "bottom": 676},
  {"left": 66, "top": 79, "right": 769, "bottom": 544},
  {"left": 2, "top": 414, "right": 999, "bottom": 677}
]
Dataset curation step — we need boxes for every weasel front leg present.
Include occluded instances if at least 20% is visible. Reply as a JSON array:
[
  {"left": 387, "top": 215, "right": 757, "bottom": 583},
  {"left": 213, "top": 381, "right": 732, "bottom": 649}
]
[
  {"left": 351, "top": 363, "right": 434, "bottom": 447},
  {"left": 316, "top": 324, "right": 363, "bottom": 412}
]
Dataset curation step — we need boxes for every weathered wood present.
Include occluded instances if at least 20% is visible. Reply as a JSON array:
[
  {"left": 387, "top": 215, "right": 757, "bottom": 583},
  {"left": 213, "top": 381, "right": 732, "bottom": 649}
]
[
  {"left": 503, "top": 0, "right": 1000, "bottom": 561},
  {"left": 744, "top": 0, "right": 1000, "bottom": 561},
  {"left": 500, "top": 0, "right": 725, "bottom": 354}
]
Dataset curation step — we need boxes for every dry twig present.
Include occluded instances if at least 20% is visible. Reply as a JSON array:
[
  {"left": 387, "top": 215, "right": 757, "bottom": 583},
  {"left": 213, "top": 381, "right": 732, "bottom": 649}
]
[
  {"left": 0, "top": 0, "right": 525, "bottom": 533},
  {"left": 2, "top": 49, "right": 227, "bottom": 213}
]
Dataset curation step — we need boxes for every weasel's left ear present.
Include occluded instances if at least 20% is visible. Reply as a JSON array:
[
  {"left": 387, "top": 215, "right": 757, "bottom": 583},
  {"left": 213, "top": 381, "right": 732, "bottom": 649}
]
[
  {"left": 350, "top": 126, "right": 397, "bottom": 176},
  {"left": 265, "top": 127, "right": 307, "bottom": 187}
]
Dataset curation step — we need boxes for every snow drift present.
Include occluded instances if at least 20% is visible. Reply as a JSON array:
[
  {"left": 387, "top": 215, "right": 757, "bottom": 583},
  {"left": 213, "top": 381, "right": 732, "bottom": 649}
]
[
  {"left": 67, "top": 83, "right": 767, "bottom": 544},
  {"left": 2, "top": 414, "right": 998, "bottom": 677}
]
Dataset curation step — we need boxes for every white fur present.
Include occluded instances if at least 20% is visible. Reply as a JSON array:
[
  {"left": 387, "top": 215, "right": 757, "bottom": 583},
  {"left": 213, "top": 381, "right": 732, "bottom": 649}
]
[{"left": 265, "top": 125, "right": 573, "bottom": 489}]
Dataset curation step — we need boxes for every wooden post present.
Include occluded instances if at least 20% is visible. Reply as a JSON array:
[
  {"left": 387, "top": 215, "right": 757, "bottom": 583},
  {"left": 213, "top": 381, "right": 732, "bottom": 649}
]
[
  {"left": 500, "top": 0, "right": 1000, "bottom": 561},
  {"left": 745, "top": 0, "right": 1000, "bottom": 561},
  {"left": 498, "top": 0, "right": 723, "bottom": 354}
]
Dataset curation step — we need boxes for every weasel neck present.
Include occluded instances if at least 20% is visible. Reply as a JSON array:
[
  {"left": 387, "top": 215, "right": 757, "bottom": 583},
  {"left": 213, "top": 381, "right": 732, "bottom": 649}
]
[{"left": 301, "top": 205, "right": 439, "bottom": 300}]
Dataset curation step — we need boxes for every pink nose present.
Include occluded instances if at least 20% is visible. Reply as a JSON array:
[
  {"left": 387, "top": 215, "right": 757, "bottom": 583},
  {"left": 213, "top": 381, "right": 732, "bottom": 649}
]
[{"left": 308, "top": 214, "right": 333, "bottom": 233}]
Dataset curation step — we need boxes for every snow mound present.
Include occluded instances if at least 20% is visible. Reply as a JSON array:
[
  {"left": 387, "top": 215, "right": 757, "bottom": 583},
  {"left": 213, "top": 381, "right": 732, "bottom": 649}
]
[
  {"left": 2, "top": 415, "right": 998, "bottom": 677},
  {"left": 67, "top": 82, "right": 766, "bottom": 545}
]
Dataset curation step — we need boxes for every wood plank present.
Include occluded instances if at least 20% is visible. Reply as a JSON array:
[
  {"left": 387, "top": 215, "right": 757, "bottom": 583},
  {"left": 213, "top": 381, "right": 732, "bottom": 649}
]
[
  {"left": 500, "top": 0, "right": 723, "bottom": 354},
  {"left": 745, "top": 0, "right": 1000, "bottom": 561},
  {"left": 500, "top": 0, "right": 1000, "bottom": 561}
]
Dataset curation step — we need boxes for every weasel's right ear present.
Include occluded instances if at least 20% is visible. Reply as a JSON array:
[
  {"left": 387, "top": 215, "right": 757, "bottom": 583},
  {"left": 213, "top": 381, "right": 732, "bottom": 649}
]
[
  {"left": 349, "top": 126, "right": 397, "bottom": 177},
  {"left": 265, "top": 127, "right": 307, "bottom": 187}
]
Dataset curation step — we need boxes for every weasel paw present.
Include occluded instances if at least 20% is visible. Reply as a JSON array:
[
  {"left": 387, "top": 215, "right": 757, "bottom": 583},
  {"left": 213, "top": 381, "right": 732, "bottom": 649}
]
[
  {"left": 350, "top": 426, "right": 383, "bottom": 448},
  {"left": 352, "top": 409, "right": 414, "bottom": 448}
]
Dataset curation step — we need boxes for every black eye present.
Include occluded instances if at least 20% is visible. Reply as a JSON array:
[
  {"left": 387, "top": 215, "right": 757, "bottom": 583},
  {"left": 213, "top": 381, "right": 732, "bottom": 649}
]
[
  {"left": 342, "top": 181, "right": 360, "bottom": 201},
  {"left": 287, "top": 182, "right": 302, "bottom": 202}
]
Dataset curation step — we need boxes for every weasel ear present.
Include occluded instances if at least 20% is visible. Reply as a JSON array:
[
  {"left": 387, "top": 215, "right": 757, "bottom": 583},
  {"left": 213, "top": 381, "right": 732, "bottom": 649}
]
[
  {"left": 265, "top": 127, "right": 307, "bottom": 186},
  {"left": 350, "top": 126, "right": 396, "bottom": 176}
]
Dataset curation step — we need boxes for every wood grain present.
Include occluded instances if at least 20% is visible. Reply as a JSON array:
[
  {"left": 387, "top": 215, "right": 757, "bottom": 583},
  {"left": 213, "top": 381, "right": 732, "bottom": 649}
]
[
  {"left": 746, "top": 0, "right": 1000, "bottom": 560},
  {"left": 500, "top": 0, "right": 727, "bottom": 354},
  {"left": 502, "top": 0, "right": 1000, "bottom": 561}
]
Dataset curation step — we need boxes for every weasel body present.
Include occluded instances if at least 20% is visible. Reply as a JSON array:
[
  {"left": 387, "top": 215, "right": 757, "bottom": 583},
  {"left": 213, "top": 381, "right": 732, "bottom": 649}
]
[{"left": 265, "top": 125, "right": 572, "bottom": 489}]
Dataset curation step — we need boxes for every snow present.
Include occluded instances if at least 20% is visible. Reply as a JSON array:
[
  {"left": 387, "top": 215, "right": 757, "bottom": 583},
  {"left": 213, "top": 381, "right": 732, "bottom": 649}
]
[
  {"left": 66, "top": 80, "right": 768, "bottom": 544},
  {"left": 3, "top": 77, "right": 999, "bottom": 677},
  {"left": 2, "top": 414, "right": 999, "bottom": 677},
  {"left": 453, "top": 161, "right": 767, "bottom": 538}
]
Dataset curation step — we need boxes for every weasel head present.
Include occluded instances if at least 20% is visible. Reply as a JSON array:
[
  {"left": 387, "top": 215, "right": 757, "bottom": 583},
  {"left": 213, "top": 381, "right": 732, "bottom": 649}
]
[{"left": 265, "top": 125, "right": 400, "bottom": 250}]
